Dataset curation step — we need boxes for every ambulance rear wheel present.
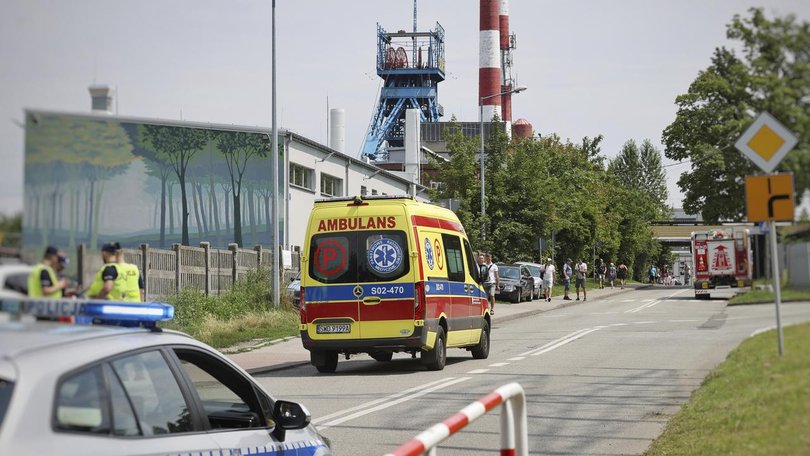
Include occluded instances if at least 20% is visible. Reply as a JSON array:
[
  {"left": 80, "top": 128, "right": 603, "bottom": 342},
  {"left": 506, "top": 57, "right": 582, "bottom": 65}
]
[
  {"left": 370, "top": 351, "right": 393, "bottom": 362},
  {"left": 422, "top": 327, "right": 446, "bottom": 371},
  {"left": 471, "top": 320, "right": 490, "bottom": 359},
  {"left": 312, "top": 351, "right": 338, "bottom": 373}
]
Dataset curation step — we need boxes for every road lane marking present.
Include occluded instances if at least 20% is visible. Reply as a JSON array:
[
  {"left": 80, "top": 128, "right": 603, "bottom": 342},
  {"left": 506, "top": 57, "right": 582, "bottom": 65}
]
[
  {"left": 314, "top": 376, "right": 471, "bottom": 430},
  {"left": 312, "top": 377, "right": 454, "bottom": 424},
  {"left": 621, "top": 299, "right": 636, "bottom": 302},
  {"left": 467, "top": 368, "right": 491, "bottom": 374},
  {"left": 519, "top": 327, "right": 602, "bottom": 357},
  {"left": 507, "top": 356, "right": 525, "bottom": 361},
  {"left": 488, "top": 362, "right": 509, "bottom": 367}
]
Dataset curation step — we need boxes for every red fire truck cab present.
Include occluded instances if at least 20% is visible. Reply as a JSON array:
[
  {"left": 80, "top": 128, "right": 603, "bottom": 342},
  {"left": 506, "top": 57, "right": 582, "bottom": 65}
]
[{"left": 691, "top": 228, "right": 753, "bottom": 299}]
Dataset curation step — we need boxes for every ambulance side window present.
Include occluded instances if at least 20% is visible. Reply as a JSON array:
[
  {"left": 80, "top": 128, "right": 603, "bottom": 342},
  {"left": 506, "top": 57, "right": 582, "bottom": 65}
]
[
  {"left": 462, "top": 239, "right": 479, "bottom": 281},
  {"left": 441, "top": 234, "right": 465, "bottom": 283}
]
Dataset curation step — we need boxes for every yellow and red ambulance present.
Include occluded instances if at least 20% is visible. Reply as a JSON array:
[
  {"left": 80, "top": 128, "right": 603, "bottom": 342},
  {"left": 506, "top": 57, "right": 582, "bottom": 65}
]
[{"left": 299, "top": 195, "right": 490, "bottom": 373}]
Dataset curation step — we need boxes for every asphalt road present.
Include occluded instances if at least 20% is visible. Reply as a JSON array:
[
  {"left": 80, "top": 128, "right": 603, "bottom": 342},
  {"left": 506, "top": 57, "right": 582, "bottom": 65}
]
[{"left": 255, "top": 287, "right": 810, "bottom": 455}]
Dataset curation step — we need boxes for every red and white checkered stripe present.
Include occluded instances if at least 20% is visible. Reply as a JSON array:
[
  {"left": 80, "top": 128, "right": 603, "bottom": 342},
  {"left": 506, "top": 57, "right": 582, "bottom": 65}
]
[{"left": 384, "top": 382, "right": 527, "bottom": 456}]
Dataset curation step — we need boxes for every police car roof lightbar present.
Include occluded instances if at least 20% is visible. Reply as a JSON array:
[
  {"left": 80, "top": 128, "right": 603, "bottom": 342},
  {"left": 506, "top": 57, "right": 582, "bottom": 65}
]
[{"left": 0, "top": 298, "right": 174, "bottom": 328}]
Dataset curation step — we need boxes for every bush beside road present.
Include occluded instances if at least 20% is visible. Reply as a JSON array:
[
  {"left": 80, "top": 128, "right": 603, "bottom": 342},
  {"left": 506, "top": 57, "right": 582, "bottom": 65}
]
[
  {"left": 161, "top": 268, "right": 299, "bottom": 349},
  {"left": 645, "top": 322, "right": 810, "bottom": 455}
]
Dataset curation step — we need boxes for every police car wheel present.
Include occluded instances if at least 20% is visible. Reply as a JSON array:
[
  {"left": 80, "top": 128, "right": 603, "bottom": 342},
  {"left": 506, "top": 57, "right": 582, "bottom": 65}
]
[
  {"left": 471, "top": 320, "right": 490, "bottom": 359},
  {"left": 370, "top": 351, "right": 394, "bottom": 362},
  {"left": 422, "top": 326, "right": 446, "bottom": 371}
]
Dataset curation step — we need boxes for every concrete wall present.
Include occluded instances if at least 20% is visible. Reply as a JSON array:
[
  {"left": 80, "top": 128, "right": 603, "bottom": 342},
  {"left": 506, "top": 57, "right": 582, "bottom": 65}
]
[{"left": 787, "top": 242, "right": 810, "bottom": 289}]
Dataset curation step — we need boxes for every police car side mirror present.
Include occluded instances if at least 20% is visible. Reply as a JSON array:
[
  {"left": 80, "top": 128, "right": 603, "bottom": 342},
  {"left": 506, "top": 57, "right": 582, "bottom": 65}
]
[{"left": 272, "top": 400, "right": 311, "bottom": 441}]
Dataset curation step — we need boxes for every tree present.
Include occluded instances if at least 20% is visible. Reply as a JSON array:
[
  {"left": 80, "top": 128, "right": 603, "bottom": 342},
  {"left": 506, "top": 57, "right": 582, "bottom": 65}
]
[
  {"left": 608, "top": 139, "right": 669, "bottom": 218},
  {"left": 141, "top": 125, "right": 208, "bottom": 245},
  {"left": 663, "top": 8, "right": 810, "bottom": 222},
  {"left": 213, "top": 131, "right": 268, "bottom": 247}
]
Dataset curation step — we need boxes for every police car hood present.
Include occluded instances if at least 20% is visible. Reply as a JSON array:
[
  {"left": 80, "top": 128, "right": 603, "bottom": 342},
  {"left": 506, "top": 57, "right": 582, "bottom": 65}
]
[{"left": 0, "top": 321, "right": 155, "bottom": 360}]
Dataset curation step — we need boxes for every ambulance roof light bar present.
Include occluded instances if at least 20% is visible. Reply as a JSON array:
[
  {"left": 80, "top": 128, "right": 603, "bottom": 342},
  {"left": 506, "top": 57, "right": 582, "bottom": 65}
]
[
  {"left": 315, "top": 194, "right": 416, "bottom": 204},
  {"left": 0, "top": 298, "right": 174, "bottom": 330}
]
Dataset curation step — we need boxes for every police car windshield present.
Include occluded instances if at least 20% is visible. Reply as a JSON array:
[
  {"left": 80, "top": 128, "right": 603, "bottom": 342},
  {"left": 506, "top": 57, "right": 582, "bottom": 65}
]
[
  {"left": 309, "top": 230, "right": 410, "bottom": 284},
  {"left": 0, "top": 379, "right": 12, "bottom": 430}
]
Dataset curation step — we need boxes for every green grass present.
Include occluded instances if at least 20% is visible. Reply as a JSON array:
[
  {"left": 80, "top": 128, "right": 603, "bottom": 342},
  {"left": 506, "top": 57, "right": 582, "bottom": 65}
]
[
  {"left": 729, "top": 287, "right": 810, "bottom": 305},
  {"left": 645, "top": 322, "right": 810, "bottom": 455},
  {"left": 161, "top": 268, "right": 300, "bottom": 348}
]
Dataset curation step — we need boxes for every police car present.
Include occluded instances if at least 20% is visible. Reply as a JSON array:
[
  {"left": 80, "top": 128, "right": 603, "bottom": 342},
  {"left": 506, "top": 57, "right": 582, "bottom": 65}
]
[{"left": 0, "top": 298, "right": 331, "bottom": 456}]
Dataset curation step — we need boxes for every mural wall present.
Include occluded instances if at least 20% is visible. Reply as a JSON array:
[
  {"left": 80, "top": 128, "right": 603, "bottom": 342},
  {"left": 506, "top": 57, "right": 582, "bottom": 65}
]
[{"left": 23, "top": 112, "right": 285, "bottom": 252}]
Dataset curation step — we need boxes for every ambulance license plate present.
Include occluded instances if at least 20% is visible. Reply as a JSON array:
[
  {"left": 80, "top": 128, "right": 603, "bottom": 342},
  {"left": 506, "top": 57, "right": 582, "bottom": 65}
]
[{"left": 316, "top": 323, "right": 351, "bottom": 334}]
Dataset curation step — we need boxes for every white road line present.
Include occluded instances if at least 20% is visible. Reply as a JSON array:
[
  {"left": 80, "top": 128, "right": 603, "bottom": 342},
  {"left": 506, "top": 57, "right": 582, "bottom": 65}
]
[
  {"left": 621, "top": 299, "right": 636, "bottom": 302},
  {"left": 633, "top": 321, "right": 656, "bottom": 324},
  {"left": 488, "top": 362, "right": 509, "bottom": 367},
  {"left": 315, "top": 377, "right": 471, "bottom": 430},
  {"left": 518, "top": 328, "right": 593, "bottom": 357},
  {"left": 312, "top": 377, "right": 454, "bottom": 424},
  {"left": 609, "top": 323, "right": 629, "bottom": 327},
  {"left": 507, "top": 356, "right": 525, "bottom": 361},
  {"left": 467, "top": 368, "right": 491, "bottom": 374},
  {"left": 520, "top": 327, "right": 603, "bottom": 357}
]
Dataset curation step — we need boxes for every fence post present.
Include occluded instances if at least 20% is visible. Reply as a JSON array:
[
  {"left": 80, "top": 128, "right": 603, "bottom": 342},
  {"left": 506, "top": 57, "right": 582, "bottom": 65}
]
[
  {"left": 77, "top": 243, "right": 86, "bottom": 288},
  {"left": 229, "top": 243, "right": 239, "bottom": 285},
  {"left": 200, "top": 242, "right": 211, "bottom": 296},
  {"left": 255, "top": 244, "right": 263, "bottom": 269},
  {"left": 140, "top": 243, "right": 149, "bottom": 300},
  {"left": 173, "top": 243, "right": 182, "bottom": 293}
]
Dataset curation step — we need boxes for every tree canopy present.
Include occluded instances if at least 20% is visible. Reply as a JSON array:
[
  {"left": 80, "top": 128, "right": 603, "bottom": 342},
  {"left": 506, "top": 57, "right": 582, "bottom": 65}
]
[{"left": 663, "top": 8, "right": 810, "bottom": 222}]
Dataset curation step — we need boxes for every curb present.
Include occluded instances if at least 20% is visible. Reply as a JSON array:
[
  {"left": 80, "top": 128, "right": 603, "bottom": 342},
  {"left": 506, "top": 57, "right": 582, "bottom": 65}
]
[
  {"left": 247, "top": 360, "right": 311, "bottom": 375},
  {"left": 221, "top": 334, "right": 299, "bottom": 355}
]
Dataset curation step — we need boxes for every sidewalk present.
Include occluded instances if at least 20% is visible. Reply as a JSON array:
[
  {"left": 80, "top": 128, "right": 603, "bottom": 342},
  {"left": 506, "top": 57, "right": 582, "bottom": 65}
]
[{"left": 227, "top": 283, "right": 649, "bottom": 375}]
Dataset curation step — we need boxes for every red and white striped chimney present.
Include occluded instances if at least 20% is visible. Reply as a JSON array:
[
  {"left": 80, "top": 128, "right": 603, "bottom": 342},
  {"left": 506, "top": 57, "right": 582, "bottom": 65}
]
[
  {"left": 499, "top": 0, "right": 512, "bottom": 124},
  {"left": 479, "top": 0, "right": 501, "bottom": 123}
]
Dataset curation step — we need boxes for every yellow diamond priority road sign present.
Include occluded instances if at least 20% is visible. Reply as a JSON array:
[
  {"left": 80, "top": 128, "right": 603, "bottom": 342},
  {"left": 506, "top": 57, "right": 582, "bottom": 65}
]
[{"left": 735, "top": 112, "right": 798, "bottom": 173}]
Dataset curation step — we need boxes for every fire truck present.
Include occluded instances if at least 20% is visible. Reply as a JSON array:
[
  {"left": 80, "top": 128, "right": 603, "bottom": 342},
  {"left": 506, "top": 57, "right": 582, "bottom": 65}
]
[{"left": 691, "top": 228, "right": 753, "bottom": 299}]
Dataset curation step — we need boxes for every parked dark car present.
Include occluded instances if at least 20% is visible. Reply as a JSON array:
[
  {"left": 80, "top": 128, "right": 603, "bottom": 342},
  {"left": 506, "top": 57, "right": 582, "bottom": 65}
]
[
  {"left": 496, "top": 264, "right": 534, "bottom": 303},
  {"left": 287, "top": 273, "right": 301, "bottom": 310},
  {"left": 515, "top": 262, "right": 543, "bottom": 299}
]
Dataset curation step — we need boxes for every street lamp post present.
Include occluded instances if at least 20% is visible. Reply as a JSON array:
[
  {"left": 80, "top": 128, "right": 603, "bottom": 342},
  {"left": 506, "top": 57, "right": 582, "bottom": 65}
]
[
  {"left": 479, "top": 86, "right": 527, "bottom": 241},
  {"left": 271, "top": 0, "right": 280, "bottom": 308}
]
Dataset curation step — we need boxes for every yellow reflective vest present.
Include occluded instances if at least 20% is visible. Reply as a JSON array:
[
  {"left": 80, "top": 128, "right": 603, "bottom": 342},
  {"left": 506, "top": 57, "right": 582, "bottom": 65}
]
[
  {"left": 88, "top": 262, "right": 129, "bottom": 300},
  {"left": 28, "top": 263, "right": 61, "bottom": 298},
  {"left": 118, "top": 262, "right": 142, "bottom": 302}
]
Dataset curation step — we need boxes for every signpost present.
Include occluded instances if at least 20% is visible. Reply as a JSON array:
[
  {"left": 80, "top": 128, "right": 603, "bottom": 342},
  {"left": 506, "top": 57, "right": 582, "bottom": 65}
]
[{"left": 736, "top": 112, "right": 798, "bottom": 356}]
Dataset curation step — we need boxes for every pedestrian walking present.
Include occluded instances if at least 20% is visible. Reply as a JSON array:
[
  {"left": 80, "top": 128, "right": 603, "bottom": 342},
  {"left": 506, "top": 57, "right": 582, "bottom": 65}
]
[
  {"left": 617, "top": 262, "right": 628, "bottom": 289},
  {"left": 543, "top": 258, "right": 555, "bottom": 302},
  {"left": 27, "top": 245, "right": 68, "bottom": 298},
  {"left": 482, "top": 253, "right": 499, "bottom": 315},
  {"left": 562, "top": 258, "right": 573, "bottom": 300},
  {"left": 477, "top": 254, "right": 487, "bottom": 283},
  {"left": 115, "top": 244, "right": 144, "bottom": 302},
  {"left": 608, "top": 262, "right": 617, "bottom": 288},
  {"left": 597, "top": 259, "right": 607, "bottom": 289},
  {"left": 648, "top": 265, "right": 657, "bottom": 285},
  {"left": 575, "top": 258, "right": 587, "bottom": 301},
  {"left": 683, "top": 263, "right": 691, "bottom": 286}
]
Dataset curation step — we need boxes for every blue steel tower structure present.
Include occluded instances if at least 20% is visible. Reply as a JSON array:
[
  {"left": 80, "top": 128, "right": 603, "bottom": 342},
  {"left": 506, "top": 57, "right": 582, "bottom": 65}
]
[{"left": 361, "top": 22, "right": 445, "bottom": 161}]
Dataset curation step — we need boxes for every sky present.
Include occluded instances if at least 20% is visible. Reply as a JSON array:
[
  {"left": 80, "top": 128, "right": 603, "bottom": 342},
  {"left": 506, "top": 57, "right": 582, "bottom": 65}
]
[{"left": 1, "top": 0, "right": 809, "bottom": 216}]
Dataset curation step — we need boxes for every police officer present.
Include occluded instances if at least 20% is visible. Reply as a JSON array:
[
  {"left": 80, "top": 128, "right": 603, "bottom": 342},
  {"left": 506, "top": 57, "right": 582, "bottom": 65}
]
[
  {"left": 115, "top": 244, "right": 144, "bottom": 302},
  {"left": 87, "top": 242, "right": 144, "bottom": 302},
  {"left": 27, "top": 246, "right": 68, "bottom": 298}
]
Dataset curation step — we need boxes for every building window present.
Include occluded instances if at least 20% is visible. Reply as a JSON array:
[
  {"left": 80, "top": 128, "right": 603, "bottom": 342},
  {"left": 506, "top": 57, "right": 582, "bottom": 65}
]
[
  {"left": 320, "top": 173, "right": 343, "bottom": 197},
  {"left": 371, "top": 189, "right": 378, "bottom": 195},
  {"left": 430, "top": 181, "right": 444, "bottom": 191},
  {"left": 290, "top": 163, "right": 314, "bottom": 191},
  {"left": 361, "top": 186, "right": 367, "bottom": 196}
]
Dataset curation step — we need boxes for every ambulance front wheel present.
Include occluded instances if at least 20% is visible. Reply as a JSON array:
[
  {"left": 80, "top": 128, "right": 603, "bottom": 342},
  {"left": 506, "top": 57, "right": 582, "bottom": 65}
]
[
  {"left": 311, "top": 350, "right": 338, "bottom": 373},
  {"left": 422, "top": 326, "right": 447, "bottom": 371}
]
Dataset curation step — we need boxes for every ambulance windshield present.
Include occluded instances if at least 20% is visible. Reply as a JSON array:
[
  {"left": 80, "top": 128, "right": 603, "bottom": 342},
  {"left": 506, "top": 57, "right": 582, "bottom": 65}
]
[{"left": 309, "top": 230, "right": 410, "bottom": 284}]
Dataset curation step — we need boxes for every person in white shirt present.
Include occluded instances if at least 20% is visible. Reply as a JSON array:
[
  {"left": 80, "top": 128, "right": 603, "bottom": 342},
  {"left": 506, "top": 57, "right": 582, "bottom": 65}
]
[
  {"left": 543, "top": 258, "right": 555, "bottom": 302},
  {"left": 575, "top": 258, "right": 587, "bottom": 301},
  {"left": 483, "top": 253, "right": 499, "bottom": 314}
]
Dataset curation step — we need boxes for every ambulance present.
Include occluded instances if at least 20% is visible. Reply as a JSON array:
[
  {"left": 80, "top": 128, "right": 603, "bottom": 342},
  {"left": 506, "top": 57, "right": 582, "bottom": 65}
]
[{"left": 299, "top": 195, "right": 490, "bottom": 373}]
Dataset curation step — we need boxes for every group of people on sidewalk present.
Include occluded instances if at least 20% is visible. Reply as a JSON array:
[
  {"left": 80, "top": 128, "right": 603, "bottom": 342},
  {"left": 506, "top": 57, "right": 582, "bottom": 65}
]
[
  {"left": 475, "top": 254, "right": 634, "bottom": 314},
  {"left": 27, "top": 242, "right": 144, "bottom": 302}
]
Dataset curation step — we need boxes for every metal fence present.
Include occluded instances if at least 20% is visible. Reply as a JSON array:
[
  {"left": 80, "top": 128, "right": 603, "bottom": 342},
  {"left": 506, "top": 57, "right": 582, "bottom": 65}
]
[{"left": 76, "top": 243, "right": 300, "bottom": 301}]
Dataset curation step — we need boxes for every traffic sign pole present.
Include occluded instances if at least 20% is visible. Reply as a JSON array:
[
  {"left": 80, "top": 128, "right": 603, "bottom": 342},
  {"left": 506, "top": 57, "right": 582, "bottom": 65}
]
[{"left": 769, "top": 220, "right": 784, "bottom": 356}]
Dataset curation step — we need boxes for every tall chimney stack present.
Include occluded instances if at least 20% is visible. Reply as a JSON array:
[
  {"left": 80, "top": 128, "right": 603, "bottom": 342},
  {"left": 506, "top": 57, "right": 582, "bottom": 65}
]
[
  {"left": 499, "top": 0, "right": 512, "bottom": 125},
  {"left": 88, "top": 84, "right": 113, "bottom": 113},
  {"left": 479, "top": 0, "right": 501, "bottom": 123},
  {"left": 329, "top": 108, "right": 345, "bottom": 153}
]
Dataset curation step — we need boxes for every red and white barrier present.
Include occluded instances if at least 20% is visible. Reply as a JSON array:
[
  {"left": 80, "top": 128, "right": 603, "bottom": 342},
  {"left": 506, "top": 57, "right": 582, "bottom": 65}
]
[{"left": 384, "top": 382, "right": 528, "bottom": 456}]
